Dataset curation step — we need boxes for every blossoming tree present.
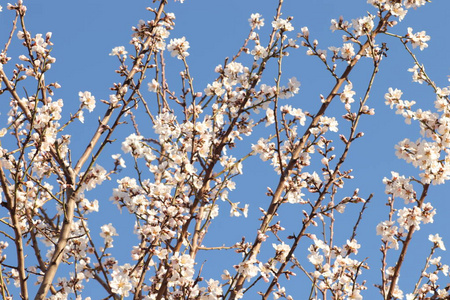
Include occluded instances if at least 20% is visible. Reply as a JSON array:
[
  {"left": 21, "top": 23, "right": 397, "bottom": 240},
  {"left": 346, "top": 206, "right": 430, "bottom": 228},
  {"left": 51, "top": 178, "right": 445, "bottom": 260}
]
[{"left": 0, "top": 0, "right": 449, "bottom": 299}]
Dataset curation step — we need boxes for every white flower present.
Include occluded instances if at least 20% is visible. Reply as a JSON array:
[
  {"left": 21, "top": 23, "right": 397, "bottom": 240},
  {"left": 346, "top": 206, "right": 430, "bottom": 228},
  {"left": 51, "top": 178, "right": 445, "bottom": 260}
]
[
  {"left": 340, "top": 83, "right": 355, "bottom": 103},
  {"left": 345, "top": 239, "right": 361, "bottom": 255},
  {"left": 384, "top": 87, "right": 403, "bottom": 108},
  {"left": 224, "top": 61, "right": 243, "bottom": 76},
  {"left": 330, "top": 19, "right": 340, "bottom": 32},
  {"left": 407, "top": 27, "right": 430, "bottom": 51},
  {"left": 408, "top": 64, "right": 426, "bottom": 84},
  {"left": 341, "top": 43, "right": 355, "bottom": 60},
  {"left": 122, "top": 133, "right": 144, "bottom": 157},
  {"left": 266, "top": 108, "right": 275, "bottom": 127},
  {"left": 109, "top": 46, "right": 128, "bottom": 57},
  {"left": 272, "top": 18, "right": 294, "bottom": 31},
  {"left": 206, "top": 279, "right": 223, "bottom": 297},
  {"left": 397, "top": 206, "right": 422, "bottom": 230},
  {"left": 31, "top": 34, "right": 47, "bottom": 55},
  {"left": 0, "top": 241, "right": 9, "bottom": 260},
  {"left": 109, "top": 94, "right": 119, "bottom": 106},
  {"left": 110, "top": 274, "right": 132, "bottom": 297},
  {"left": 112, "top": 154, "right": 126, "bottom": 168},
  {"left": 307, "top": 251, "right": 323, "bottom": 266},
  {"left": 204, "top": 81, "right": 225, "bottom": 96},
  {"left": 386, "top": 3, "right": 407, "bottom": 21},
  {"left": 248, "top": 13, "right": 264, "bottom": 29},
  {"left": 235, "top": 259, "right": 259, "bottom": 282},
  {"left": 82, "top": 164, "right": 107, "bottom": 191},
  {"left": 436, "top": 289, "right": 449, "bottom": 298},
  {"left": 167, "top": 37, "right": 190, "bottom": 59},
  {"left": 79, "top": 91, "right": 96, "bottom": 112},
  {"left": 250, "top": 45, "right": 268, "bottom": 60},
  {"left": 148, "top": 79, "right": 160, "bottom": 92},
  {"left": 318, "top": 116, "right": 338, "bottom": 132},
  {"left": 281, "top": 105, "right": 306, "bottom": 125},
  {"left": 300, "top": 26, "right": 309, "bottom": 38},
  {"left": 352, "top": 16, "right": 374, "bottom": 37},
  {"left": 201, "top": 204, "right": 219, "bottom": 220},
  {"left": 404, "top": 0, "right": 427, "bottom": 9},
  {"left": 349, "top": 290, "right": 363, "bottom": 300},
  {"left": 78, "top": 110, "right": 84, "bottom": 123},
  {"left": 79, "top": 198, "right": 99, "bottom": 214},
  {"left": 288, "top": 77, "right": 301, "bottom": 94},
  {"left": 376, "top": 220, "right": 399, "bottom": 249},
  {"left": 100, "top": 223, "right": 118, "bottom": 244},
  {"left": 273, "top": 242, "right": 291, "bottom": 262},
  {"left": 429, "top": 234, "right": 446, "bottom": 250}
]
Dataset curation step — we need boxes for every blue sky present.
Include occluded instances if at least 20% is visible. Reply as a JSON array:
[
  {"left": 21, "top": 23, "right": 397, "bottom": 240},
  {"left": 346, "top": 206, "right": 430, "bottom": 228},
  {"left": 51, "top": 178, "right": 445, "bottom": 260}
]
[{"left": 1, "top": 0, "right": 450, "bottom": 298}]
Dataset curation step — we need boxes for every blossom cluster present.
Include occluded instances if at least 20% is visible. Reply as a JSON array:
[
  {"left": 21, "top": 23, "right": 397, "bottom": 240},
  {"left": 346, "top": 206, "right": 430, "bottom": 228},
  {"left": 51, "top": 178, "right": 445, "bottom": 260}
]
[{"left": 306, "top": 236, "right": 367, "bottom": 299}]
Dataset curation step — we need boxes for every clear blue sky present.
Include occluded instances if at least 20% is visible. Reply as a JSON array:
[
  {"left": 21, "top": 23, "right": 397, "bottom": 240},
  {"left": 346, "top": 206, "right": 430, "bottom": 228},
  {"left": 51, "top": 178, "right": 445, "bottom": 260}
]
[{"left": 1, "top": 0, "right": 450, "bottom": 298}]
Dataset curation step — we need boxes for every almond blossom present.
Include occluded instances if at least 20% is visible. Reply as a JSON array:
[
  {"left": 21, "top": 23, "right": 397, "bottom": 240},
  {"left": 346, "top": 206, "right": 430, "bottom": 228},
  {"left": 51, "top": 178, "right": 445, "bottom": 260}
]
[
  {"left": 407, "top": 27, "right": 430, "bottom": 50},
  {"left": 1, "top": 1, "right": 449, "bottom": 300},
  {"left": 167, "top": 36, "right": 190, "bottom": 59},
  {"left": 248, "top": 13, "right": 264, "bottom": 29},
  {"left": 78, "top": 91, "right": 96, "bottom": 112}
]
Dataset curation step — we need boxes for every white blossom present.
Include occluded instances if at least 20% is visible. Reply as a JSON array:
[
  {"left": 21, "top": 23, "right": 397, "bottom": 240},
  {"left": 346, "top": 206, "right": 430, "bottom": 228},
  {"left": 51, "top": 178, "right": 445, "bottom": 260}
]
[
  {"left": 167, "top": 37, "right": 190, "bottom": 59},
  {"left": 79, "top": 91, "right": 96, "bottom": 112},
  {"left": 248, "top": 13, "right": 264, "bottom": 29}
]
